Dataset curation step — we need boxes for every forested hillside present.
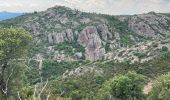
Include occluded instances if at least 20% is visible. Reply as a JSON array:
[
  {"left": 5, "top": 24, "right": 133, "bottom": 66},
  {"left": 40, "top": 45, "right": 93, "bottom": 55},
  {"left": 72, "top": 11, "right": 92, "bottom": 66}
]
[{"left": 0, "top": 6, "right": 170, "bottom": 100}]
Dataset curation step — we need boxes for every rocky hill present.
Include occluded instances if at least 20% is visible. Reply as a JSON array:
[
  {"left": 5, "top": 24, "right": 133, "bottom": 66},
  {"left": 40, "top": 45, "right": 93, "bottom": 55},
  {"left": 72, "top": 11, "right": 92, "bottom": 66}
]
[
  {"left": 0, "top": 6, "right": 170, "bottom": 63},
  {"left": 1, "top": 5, "right": 170, "bottom": 99}
]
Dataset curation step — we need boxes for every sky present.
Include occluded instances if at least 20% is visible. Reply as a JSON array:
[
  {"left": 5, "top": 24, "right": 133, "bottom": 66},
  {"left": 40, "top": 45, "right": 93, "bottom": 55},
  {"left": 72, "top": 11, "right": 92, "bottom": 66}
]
[{"left": 0, "top": 0, "right": 170, "bottom": 15}]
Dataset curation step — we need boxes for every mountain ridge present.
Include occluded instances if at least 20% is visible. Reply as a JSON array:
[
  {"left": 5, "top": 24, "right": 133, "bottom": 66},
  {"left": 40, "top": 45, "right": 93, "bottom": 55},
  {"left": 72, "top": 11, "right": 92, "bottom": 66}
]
[
  {"left": 0, "top": 5, "right": 170, "bottom": 63},
  {"left": 0, "top": 11, "right": 23, "bottom": 21},
  {"left": 1, "top": 5, "right": 170, "bottom": 99}
]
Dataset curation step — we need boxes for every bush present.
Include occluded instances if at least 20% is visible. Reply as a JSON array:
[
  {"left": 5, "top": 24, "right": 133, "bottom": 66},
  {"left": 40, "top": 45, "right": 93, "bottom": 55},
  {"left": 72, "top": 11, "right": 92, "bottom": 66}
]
[
  {"left": 54, "top": 41, "right": 85, "bottom": 56},
  {"left": 96, "top": 71, "right": 146, "bottom": 100},
  {"left": 162, "top": 46, "right": 168, "bottom": 51},
  {"left": 147, "top": 72, "right": 170, "bottom": 100}
]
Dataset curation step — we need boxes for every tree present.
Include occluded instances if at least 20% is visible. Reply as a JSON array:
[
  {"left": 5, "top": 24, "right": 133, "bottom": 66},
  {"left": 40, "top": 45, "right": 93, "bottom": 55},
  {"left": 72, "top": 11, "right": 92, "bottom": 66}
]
[
  {"left": 0, "top": 28, "right": 32, "bottom": 99},
  {"left": 96, "top": 71, "right": 146, "bottom": 100},
  {"left": 147, "top": 72, "right": 170, "bottom": 100},
  {"left": 162, "top": 46, "right": 168, "bottom": 52}
]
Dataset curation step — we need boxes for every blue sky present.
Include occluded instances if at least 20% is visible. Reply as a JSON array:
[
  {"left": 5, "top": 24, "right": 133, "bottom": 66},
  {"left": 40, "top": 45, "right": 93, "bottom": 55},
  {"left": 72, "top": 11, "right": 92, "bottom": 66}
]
[{"left": 0, "top": 0, "right": 170, "bottom": 15}]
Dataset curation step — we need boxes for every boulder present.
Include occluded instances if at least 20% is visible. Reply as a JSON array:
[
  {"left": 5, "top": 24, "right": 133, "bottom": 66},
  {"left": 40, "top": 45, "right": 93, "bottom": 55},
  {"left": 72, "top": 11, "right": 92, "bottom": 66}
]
[{"left": 74, "top": 52, "right": 83, "bottom": 59}]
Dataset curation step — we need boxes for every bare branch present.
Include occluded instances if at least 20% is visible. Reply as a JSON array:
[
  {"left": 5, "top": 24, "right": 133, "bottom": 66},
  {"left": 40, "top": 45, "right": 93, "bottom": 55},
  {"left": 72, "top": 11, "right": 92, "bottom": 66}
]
[
  {"left": 33, "top": 85, "right": 37, "bottom": 100},
  {"left": 2, "top": 89, "right": 6, "bottom": 94},
  {"left": 57, "top": 91, "right": 65, "bottom": 100},
  {"left": 38, "top": 79, "right": 48, "bottom": 100},
  {"left": 46, "top": 92, "right": 50, "bottom": 100},
  {"left": 2, "top": 68, "right": 14, "bottom": 95},
  {"left": 60, "top": 91, "right": 64, "bottom": 96},
  {"left": 17, "top": 91, "right": 22, "bottom": 100},
  {"left": 6, "top": 68, "right": 13, "bottom": 90}
]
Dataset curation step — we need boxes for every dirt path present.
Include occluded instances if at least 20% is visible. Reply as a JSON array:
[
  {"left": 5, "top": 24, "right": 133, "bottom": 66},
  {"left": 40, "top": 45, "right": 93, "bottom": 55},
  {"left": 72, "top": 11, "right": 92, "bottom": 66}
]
[{"left": 143, "top": 82, "right": 152, "bottom": 94}]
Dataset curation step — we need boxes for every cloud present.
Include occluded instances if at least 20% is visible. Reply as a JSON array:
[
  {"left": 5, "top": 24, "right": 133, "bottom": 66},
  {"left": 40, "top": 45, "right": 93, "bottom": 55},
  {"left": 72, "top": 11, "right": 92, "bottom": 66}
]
[
  {"left": 0, "top": 0, "right": 169, "bottom": 15},
  {"left": 64, "top": 0, "right": 170, "bottom": 15},
  {"left": 0, "top": 0, "right": 58, "bottom": 12}
]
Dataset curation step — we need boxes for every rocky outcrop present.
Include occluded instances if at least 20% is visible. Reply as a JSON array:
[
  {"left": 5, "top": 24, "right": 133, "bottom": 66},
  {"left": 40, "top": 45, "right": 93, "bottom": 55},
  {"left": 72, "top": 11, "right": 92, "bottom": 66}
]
[
  {"left": 128, "top": 12, "right": 170, "bottom": 39},
  {"left": 48, "top": 33, "right": 65, "bottom": 44},
  {"left": 78, "top": 26, "right": 105, "bottom": 61},
  {"left": 47, "top": 26, "right": 108, "bottom": 61},
  {"left": 62, "top": 66, "right": 103, "bottom": 78},
  {"left": 97, "top": 24, "right": 113, "bottom": 41},
  {"left": 53, "top": 51, "right": 74, "bottom": 62},
  {"left": 74, "top": 52, "right": 83, "bottom": 59},
  {"left": 47, "top": 34, "right": 54, "bottom": 44},
  {"left": 128, "top": 16, "right": 157, "bottom": 38},
  {"left": 114, "top": 32, "right": 120, "bottom": 40},
  {"left": 65, "top": 29, "right": 74, "bottom": 41},
  {"left": 48, "top": 29, "right": 74, "bottom": 44},
  {"left": 79, "top": 18, "right": 91, "bottom": 24},
  {"left": 48, "top": 25, "right": 112, "bottom": 61}
]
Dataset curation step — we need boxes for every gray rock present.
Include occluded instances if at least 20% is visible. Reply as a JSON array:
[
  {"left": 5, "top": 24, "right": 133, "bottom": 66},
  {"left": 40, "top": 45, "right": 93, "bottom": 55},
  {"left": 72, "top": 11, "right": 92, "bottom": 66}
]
[
  {"left": 47, "top": 33, "right": 54, "bottom": 43},
  {"left": 47, "top": 46, "right": 54, "bottom": 54},
  {"left": 80, "top": 18, "right": 91, "bottom": 24},
  {"left": 78, "top": 26, "right": 95, "bottom": 47},
  {"left": 128, "top": 16, "right": 156, "bottom": 38},
  {"left": 60, "top": 15, "right": 69, "bottom": 24},
  {"left": 78, "top": 26, "right": 105, "bottom": 61},
  {"left": 74, "top": 52, "right": 83, "bottom": 59},
  {"left": 65, "top": 29, "right": 74, "bottom": 41},
  {"left": 48, "top": 29, "right": 74, "bottom": 44},
  {"left": 114, "top": 32, "right": 120, "bottom": 40},
  {"left": 53, "top": 33, "right": 65, "bottom": 44},
  {"left": 97, "top": 24, "right": 112, "bottom": 41},
  {"left": 128, "top": 13, "right": 170, "bottom": 38}
]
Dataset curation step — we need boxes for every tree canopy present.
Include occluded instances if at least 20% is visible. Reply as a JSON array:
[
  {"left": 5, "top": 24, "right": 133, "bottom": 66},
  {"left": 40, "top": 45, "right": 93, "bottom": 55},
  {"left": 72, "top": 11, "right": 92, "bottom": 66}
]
[
  {"left": 96, "top": 71, "right": 146, "bottom": 100},
  {"left": 147, "top": 72, "right": 170, "bottom": 100},
  {"left": 0, "top": 28, "right": 32, "bottom": 61},
  {"left": 0, "top": 28, "right": 32, "bottom": 99}
]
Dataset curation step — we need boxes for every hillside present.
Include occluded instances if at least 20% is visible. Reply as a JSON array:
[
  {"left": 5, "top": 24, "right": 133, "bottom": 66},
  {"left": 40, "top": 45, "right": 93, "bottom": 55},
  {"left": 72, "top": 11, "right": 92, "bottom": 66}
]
[
  {"left": 1, "top": 6, "right": 170, "bottom": 63},
  {"left": 1, "top": 5, "right": 170, "bottom": 99}
]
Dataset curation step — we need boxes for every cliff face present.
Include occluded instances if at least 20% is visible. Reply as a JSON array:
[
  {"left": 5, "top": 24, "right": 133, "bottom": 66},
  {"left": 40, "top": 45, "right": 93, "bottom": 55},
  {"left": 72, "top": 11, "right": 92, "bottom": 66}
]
[
  {"left": 78, "top": 26, "right": 104, "bottom": 61},
  {"left": 128, "top": 12, "right": 170, "bottom": 39},
  {"left": 0, "top": 6, "right": 170, "bottom": 62}
]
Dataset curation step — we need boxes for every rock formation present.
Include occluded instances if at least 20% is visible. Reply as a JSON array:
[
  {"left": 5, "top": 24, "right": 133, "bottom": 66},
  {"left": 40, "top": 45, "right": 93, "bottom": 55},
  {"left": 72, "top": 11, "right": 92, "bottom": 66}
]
[
  {"left": 78, "top": 26, "right": 105, "bottom": 61},
  {"left": 97, "top": 24, "right": 112, "bottom": 41},
  {"left": 128, "top": 13, "right": 170, "bottom": 38},
  {"left": 48, "top": 29, "right": 74, "bottom": 44}
]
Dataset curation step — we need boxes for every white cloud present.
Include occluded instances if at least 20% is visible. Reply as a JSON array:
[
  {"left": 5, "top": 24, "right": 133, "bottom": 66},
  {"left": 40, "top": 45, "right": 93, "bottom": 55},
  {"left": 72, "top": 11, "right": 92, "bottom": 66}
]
[
  {"left": 0, "top": 0, "right": 58, "bottom": 12},
  {"left": 67, "top": 0, "right": 170, "bottom": 15},
  {"left": 0, "top": 0, "right": 169, "bottom": 15}
]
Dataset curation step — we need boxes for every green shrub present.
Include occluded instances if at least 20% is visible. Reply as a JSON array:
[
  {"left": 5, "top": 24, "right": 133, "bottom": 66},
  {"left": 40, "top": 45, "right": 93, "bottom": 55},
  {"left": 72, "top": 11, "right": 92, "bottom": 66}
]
[
  {"left": 96, "top": 71, "right": 146, "bottom": 100},
  {"left": 147, "top": 72, "right": 170, "bottom": 100},
  {"left": 162, "top": 46, "right": 168, "bottom": 51}
]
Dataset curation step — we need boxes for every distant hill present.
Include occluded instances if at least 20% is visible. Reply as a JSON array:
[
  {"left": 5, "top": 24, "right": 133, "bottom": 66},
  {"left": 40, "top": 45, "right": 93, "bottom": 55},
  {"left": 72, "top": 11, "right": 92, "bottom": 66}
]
[{"left": 0, "top": 12, "right": 23, "bottom": 21}]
